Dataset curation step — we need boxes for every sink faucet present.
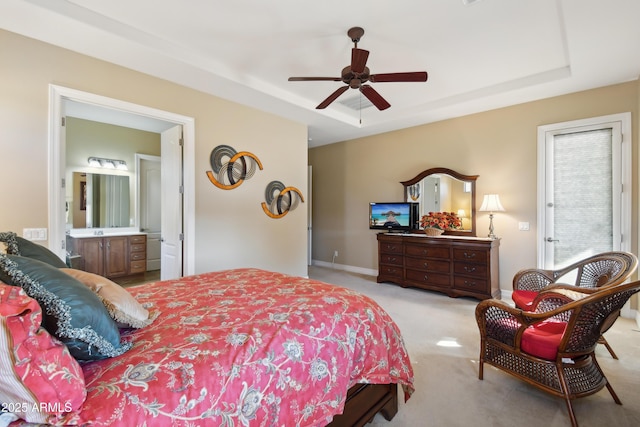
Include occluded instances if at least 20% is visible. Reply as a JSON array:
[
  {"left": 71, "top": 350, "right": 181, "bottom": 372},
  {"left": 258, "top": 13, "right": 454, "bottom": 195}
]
[{"left": 94, "top": 230, "right": 104, "bottom": 236}]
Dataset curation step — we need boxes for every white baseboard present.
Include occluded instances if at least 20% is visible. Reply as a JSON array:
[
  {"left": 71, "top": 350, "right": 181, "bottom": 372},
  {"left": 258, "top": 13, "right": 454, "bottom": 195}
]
[{"left": 312, "top": 260, "right": 377, "bottom": 277}]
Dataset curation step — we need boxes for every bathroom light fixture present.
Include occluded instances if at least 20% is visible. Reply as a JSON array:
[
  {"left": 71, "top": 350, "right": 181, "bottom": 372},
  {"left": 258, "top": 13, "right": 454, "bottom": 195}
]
[
  {"left": 479, "top": 194, "right": 505, "bottom": 239},
  {"left": 87, "top": 157, "right": 128, "bottom": 171}
]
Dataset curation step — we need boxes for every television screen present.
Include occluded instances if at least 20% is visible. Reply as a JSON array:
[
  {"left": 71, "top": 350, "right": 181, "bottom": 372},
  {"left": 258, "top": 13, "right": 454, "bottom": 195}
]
[{"left": 369, "top": 202, "right": 418, "bottom": 231}]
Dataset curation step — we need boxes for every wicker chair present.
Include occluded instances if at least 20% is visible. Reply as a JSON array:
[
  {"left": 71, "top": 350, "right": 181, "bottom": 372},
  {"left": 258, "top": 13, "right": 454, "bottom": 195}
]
[
  {"left": 476, "top": 279, "right": 640, "bottom": 427},
  {"left": 511, "top": 251, "right": 638, "bottom": 359}
]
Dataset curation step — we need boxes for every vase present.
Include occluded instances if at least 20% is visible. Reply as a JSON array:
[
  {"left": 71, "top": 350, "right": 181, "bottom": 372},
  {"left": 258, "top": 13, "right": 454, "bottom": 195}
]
[{"left": 424, "top": 227, "right": 444, "bottom": 237}]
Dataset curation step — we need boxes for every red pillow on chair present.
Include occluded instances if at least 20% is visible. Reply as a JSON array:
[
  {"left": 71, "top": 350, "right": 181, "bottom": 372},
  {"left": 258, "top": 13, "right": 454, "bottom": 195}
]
[
  {"left": 521, "top": 320, "right": 567, "bottom": 360},
  {"left": 512, "top": 290, "right": 537, "bottom": 310}
]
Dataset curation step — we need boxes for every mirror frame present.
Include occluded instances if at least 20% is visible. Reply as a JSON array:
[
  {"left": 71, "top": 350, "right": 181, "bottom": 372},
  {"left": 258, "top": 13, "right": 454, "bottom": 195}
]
[{"left": 401, "top": 167, "right": 478, "bottom": 236}]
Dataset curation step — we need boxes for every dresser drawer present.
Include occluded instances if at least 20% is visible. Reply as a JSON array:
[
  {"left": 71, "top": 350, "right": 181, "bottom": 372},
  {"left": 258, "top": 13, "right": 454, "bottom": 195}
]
[
  {"left": 453, "top": 276, "right": 488, "bottom": 293},
  {"left": 405, "top": 244, "right": 449, "bottom": 259},
  {"left": 405, "top": 257, "right": 450, "bottom": 273},
  {"left": 453, "top": 248, "right": 487, "bottom": 263},
  {"left": 378, "top": 265, "right": 403, "bottom": 280},
  {"left": 380, "top": 253, "right": 403, "bottom": 266},
  {"left": 130, "top": 235, "right": 146, "bottom": 245},
  {"left": 130, "top": 243, "right": 146, "bottom": 253},
  {"left": 129, "top": 260, "right": 146, "bottom": 274},
  {"left": 379, "top": 242, "right": 402, "bottom": 255},
  {"left": 453, "top": 262, "right": 487, "bottom": 278},
  {"left": 406, "top": 269, "right": 450, "bottom": 287},
  {"left": 130, "top": 252, "right": 147, "bottom": 261}
]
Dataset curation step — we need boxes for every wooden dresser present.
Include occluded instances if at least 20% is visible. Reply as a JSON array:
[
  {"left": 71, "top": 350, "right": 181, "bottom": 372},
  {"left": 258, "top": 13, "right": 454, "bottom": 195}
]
[
  {"left": 377, "top": 233, "right": 500, "bottom": 300},
  {"left": 67, "top": 234, "right": 147, "bottom": 279}
]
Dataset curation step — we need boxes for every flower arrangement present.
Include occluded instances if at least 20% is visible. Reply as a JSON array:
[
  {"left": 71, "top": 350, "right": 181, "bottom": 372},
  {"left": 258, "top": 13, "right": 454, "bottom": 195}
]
[{"left": 420, "top": 211, "right": 462, "bottom": 230}]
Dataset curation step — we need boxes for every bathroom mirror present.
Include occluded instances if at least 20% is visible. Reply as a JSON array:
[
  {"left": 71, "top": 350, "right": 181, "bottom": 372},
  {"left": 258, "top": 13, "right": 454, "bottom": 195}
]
[
  {"left": 401, "top": 167, "right": 478, "bottom": 236},
  {"left": 70, "top": 171, "right": 131, "bottom": 229}
]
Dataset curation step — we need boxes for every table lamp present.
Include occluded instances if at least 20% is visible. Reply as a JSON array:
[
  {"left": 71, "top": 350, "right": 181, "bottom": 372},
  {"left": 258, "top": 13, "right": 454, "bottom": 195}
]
[{"left": 479, "top": 194, "right": 505, "bottom": 239}]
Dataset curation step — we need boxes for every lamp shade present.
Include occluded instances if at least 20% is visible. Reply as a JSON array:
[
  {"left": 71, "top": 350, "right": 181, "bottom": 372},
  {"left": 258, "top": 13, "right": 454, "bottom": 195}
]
[{"left": 479, "top": 194, "right": 505, "bottom": 213}]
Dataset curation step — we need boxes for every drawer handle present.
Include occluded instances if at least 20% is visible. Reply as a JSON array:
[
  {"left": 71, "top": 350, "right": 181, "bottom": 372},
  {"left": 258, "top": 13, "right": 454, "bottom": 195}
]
[
  {"left": 423, "top": 274, "right": 429, "bottom": 281},
  {"left": 463, "top": 266, "right": 477, "bottom": 273},
  {"left": 463, "top": 252, "right": 476, "bottom": 259},
  {"left": 423, "top": 262, "right": 428, "bottom": 268},
  {"left": 464, "top": 280, "right": 478, "bottom": 288}
]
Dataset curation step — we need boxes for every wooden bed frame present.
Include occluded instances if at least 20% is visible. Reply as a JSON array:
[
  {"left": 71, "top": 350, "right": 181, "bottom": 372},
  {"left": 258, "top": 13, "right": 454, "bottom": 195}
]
[{"left": 327, "top": 383, "right": 398, "bottom": 426}]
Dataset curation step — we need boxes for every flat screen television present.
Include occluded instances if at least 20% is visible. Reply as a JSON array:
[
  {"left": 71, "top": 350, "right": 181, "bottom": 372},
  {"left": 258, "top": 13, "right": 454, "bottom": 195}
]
[{"left": 369, "top": 202, "right": 419, "bottom": 232}]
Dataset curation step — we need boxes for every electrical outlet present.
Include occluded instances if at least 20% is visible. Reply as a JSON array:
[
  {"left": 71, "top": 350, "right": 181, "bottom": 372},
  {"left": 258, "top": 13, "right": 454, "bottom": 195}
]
[{"left": 333, "top": 250, "right": 338, "bottom": 257}]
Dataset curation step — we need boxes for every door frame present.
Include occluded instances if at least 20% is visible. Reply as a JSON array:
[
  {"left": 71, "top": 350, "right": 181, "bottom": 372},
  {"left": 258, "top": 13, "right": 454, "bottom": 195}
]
[
  {"left": 536, "top": 112, "right": 631, "bottom": 266},
  {"left": 47, "top": 84, "right": 196, "bottom": 276}
]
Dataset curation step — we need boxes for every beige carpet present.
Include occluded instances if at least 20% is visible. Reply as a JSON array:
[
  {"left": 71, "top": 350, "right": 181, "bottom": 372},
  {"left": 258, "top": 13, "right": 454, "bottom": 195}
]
[{"left": 308, "top": 266, "right": 640, "bottom": 427}]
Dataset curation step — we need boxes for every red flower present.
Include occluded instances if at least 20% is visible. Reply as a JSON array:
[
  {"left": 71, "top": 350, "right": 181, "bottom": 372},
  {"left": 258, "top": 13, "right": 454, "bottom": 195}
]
[{"left": 420, "top": 212, "right": 462, "bottom": 230}]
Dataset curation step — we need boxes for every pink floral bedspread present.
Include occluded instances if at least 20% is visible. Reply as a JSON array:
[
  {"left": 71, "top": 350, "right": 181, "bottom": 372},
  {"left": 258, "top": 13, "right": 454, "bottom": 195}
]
[{"left": 67, "top": 268, "right": 413, "bottom": 426}]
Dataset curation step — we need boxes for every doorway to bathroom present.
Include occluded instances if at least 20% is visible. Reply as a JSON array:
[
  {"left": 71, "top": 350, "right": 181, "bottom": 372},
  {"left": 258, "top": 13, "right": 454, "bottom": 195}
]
[{"left": 48, "top": 85, "right": 196, "bottom": 279}]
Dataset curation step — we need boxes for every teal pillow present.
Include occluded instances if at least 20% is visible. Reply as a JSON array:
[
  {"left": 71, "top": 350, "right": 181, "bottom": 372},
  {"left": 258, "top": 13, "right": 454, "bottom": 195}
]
[
  {"left": 0, "top": 231, "right": 68, "bottom": 268},
  {"left": 0, "top": 253, "right": 131, "bottom": 361}
]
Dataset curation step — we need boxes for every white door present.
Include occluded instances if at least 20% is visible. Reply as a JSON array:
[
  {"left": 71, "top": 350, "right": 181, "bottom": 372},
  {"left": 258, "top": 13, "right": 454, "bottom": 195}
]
[
  {"left": 139, "top": 156, "right": 162, "bottom": 233},
  {"left": 423, "top": 176, "right": 440, "bottom": 214},
  {"left": 139, "top": 155, "right": 161, "bottom": 271},
  {"left": 161, "top": 125, "right": 183, "bottom": 280},
  {"left": 537, "top": 113, "right": 631, "bottom": 269}
]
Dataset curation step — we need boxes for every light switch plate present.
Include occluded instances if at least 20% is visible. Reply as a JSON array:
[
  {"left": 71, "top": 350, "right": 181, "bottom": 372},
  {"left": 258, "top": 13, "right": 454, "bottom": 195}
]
[
  {"left": 518, "top": 222, "right": 530, "bottom": 231},
  {"left": 23, "top": 228, "right": 48, "bottom": 241}
]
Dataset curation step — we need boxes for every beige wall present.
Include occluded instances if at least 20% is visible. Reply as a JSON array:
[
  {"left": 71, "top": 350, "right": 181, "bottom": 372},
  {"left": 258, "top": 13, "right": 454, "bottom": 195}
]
[
  {"left": 0, "top": 29, "right": 309, "bottom": 277},
  {"left": 309, "top": 81, "right": 639, "bottom": 300}
]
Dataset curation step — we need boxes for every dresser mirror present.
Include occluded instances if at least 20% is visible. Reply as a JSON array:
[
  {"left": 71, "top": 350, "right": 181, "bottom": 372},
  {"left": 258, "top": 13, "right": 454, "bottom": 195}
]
[{"left": 401, "top": 167, "right": 478, "bottom": 236}]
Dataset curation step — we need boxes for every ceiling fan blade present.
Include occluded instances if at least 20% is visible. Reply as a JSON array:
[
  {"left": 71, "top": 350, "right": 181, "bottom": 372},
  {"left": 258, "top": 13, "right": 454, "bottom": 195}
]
[
  {"left": 288, "top": 77, "right": 342, "bottom": 82},
  {"left": 351, "top": 48, "right": 369, "bottom": 74},
  {"left": 316, "top": 86, "right": 349, "bottom": 109},
  {"left": 369, "top": 71, "right": 428, "bottom": 83},
  {"left": 360, "top": 85, "right": 391, "bottom": 110}
]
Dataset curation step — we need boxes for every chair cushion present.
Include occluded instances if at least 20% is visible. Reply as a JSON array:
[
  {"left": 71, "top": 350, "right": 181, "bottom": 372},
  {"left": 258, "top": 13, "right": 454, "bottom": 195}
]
[
  {"left": 521, "top": 320, "right": 567, "bottom": 360},
  {"left": 512, "top": 290, "right": 537, "bottom": 310}
]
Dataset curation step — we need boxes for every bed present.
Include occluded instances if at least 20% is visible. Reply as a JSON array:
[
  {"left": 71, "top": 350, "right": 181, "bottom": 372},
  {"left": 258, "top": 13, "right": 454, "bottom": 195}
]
[{"left": 1, "top": 264, "right": 414, "bottom": 427}]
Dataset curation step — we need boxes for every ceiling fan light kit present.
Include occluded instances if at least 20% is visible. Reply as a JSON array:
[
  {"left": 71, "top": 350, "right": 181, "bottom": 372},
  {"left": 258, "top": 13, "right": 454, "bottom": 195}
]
[{"left": 288, "top": 27, "right": 428, "bottom": 111}]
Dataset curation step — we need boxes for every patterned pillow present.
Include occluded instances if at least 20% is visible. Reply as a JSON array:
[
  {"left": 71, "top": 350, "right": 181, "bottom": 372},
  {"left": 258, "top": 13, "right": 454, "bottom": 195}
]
[
  {"left": 60, "top": 268, "right": 153, "bottom": 329},
  {"left": 0, "top": 254, "right": 131, "bottom": 361},
  {"left": 0, "top": 283, "right": 86, "bottom": 424},
  {"left": 0, "top": 231, "right": 67, "bottom": 268}
]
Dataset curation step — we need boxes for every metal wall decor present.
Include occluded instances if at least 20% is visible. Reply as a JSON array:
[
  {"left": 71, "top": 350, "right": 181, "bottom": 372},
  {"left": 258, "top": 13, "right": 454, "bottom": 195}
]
[
  {"left": 206, "top": 145, "right": 263, "bottom": 190},
  {"left": 261, "top": 181, "right": 305, "bottom": 219}
]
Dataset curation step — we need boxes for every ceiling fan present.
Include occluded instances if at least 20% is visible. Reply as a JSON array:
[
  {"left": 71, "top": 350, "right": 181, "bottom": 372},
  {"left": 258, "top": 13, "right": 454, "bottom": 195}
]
[{"left": 288, "top": 27, "right": 428, "bottom": 111}]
